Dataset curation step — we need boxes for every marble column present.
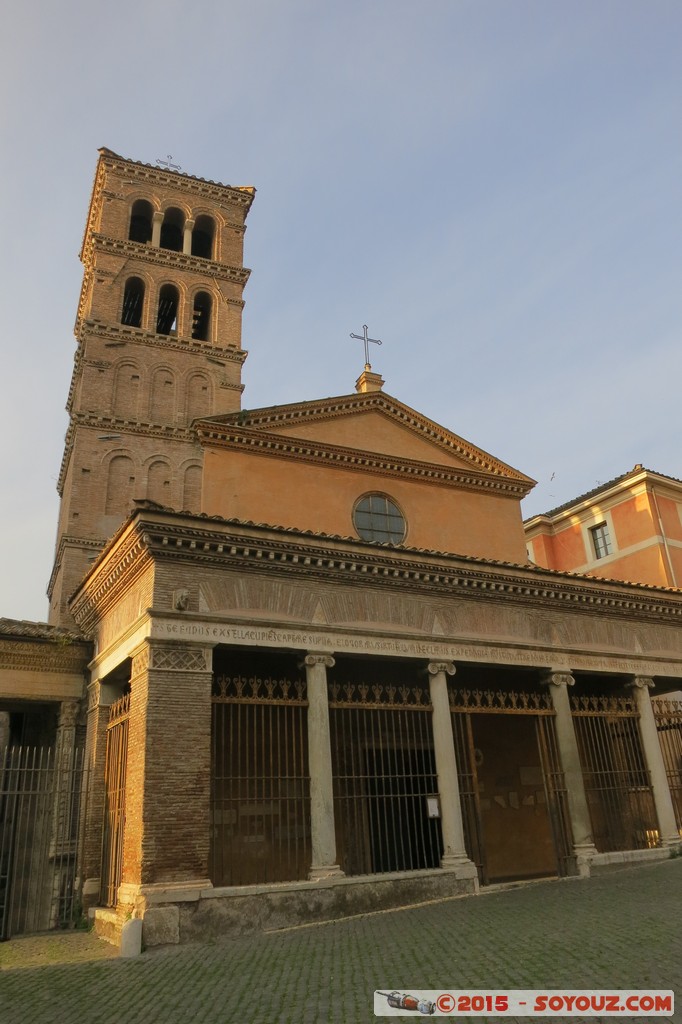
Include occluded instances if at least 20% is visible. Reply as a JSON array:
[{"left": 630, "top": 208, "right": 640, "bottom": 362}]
[
  {"left": 628, "top": 676, "right": 681, "bottom": 848},
  {"left": 151, "top": 210, "right": 163, "bottom": 248},
  {"left": 304, "top": 653, "right": 344, "bottom": 880},
  {"left": 542, "top": 671, "right": 598, "bottom": 871},
  {"left": 427, "top": 661, "right": 477, "bottom": 877},
  {"left": 183, "top": 219, "right": 195, "bottom": 255}
]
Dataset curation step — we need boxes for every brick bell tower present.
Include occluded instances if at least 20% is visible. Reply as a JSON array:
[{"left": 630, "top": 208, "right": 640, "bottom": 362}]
[{"left": 48, "top": 148, "right": 255, "bottom": 626}]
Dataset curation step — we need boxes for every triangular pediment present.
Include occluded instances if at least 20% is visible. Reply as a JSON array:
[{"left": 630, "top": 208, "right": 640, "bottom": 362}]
[{"left": 201, "top": 391, "right": 534, "bottom": 487}]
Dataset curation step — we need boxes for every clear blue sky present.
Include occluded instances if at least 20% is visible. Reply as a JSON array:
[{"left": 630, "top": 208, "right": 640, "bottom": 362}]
[{"left": 1, "top": 0, "right": 680, "bottom": 621}]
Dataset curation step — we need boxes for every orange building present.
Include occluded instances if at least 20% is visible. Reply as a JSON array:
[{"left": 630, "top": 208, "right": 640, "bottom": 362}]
[{"left": 524, "top": 466, "right": 682, "bottom": 588}]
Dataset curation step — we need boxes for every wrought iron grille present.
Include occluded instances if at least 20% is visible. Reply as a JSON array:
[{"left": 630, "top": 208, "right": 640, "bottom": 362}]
[
  {"left": 0, "top": 745, "right": 88, "bottom": 940},
  {"left": 100, "top": 694, "right": 130, "bottom": 908},
  {"left": 210, "top": 674, "right": 311, "bottom": 887},
  {"left": 449, "top": 711, "right": 485, "bottom": 880},
  {"left": 570, "top": 695, "right": 658, "bottom": 851},
  {"left": 535, "top": 716, "right": 574, "bottom": 876},
  {"left": 653, "top": 697, "right": 682, "bottom": 833},
  {"left": 448, "top": 687, "right": 554, "bottom": 714},
  {"left": 449, "top": 686, "right": 572, "bottom": 883},
  {"left": 329, "top": 682, "right": 442, "bottom": 876}
]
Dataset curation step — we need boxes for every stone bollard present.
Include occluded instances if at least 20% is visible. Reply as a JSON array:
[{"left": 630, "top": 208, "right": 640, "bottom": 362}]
[{"left": 119, "top": 917, "right": 143, "bottom": 957}]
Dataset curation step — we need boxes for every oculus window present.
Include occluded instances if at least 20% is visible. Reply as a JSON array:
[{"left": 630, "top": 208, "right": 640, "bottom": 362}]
[{"left": 353, "top": 494, "right": 406, "bottom": 544}]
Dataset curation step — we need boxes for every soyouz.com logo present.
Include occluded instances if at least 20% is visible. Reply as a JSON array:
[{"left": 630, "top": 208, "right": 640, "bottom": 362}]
[{"left": 373, "top": 989, "right": 674, "bottom": 1016}]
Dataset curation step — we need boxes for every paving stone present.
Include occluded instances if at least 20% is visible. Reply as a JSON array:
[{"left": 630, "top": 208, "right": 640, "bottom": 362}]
[{"left": 0, "top": 859, "right": 679, "bottom": 1024}]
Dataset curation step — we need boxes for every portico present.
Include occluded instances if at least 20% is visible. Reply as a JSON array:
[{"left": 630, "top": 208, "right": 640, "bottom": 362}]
[{"left": 68, "top": 506, "right": 682, "bottom": 944}]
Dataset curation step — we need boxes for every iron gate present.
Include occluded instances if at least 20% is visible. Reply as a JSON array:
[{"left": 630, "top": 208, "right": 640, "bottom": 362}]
[
  {"left": 653, "top": 697, "right": 682, "bottom": 834},
  {"left": 0, "top": 745, "right": 88, "bottom": 939},
  {"left": 449, "top": 687, "right": 574, "bottom": 884},
  {"left": 100, "top": 694, "right": 129, "bottom": 908},
  {"left": 570, "top": 694, "right": 658, "bottom": 851},
  {"left": 210, "top": 674, "right": 311, "bottom": 887},
  {"left": 329, "top": 682, "right": 442, "bottom": 876}
]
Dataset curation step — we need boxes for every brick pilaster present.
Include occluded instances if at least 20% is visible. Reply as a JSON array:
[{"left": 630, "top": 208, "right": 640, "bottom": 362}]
[{"left": 122, "top": 641, "right": 214, "bottom": 888}]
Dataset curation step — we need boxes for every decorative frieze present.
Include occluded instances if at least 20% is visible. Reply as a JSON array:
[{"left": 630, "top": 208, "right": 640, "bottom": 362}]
[
  {"left": 150, "top": 646, "right": 209, "bottom": 673},
  {"left": 131, "top": 645, "right": 150, "bottom": 678},
  {"left": 88, "top": 234, "right": 250, "bottom": 285},
  {"left": 0, "top": 638, "right": 90, "bottom": 675}
]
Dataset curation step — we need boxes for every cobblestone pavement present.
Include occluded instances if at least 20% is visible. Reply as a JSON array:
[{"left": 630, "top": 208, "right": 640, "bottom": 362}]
[{"left": 0, "top": 859, "right": 679, "bottom": 1024}]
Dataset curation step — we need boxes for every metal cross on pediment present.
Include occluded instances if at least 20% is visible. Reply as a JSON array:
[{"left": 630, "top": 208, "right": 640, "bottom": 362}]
[
  {"left": 350, "top": 324, "right": 382, "bottom": 368},
  {"left": 156, "top": 154, "right": 181, "bottom": 171}
]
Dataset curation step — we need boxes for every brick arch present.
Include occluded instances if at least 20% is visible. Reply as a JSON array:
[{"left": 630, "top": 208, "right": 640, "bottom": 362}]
[
  {"left": 128, "top": 198, "right": 156, "bottom": 244},
  {"left": 181, "top": 461, "right": 203, "bottom": 512},
  {"left": 184, "top": 371, "right": 213, "bottom": 422},
  {"left": 120, "top": 276, "right": 146, "bottom": 328},
  {"left": 190, "top": 288, "right": 215, "bottom": 341},
  {"left": 149, "top": 365, "right": 176, "bottom": 422},
  {"left": 112, "top": 361, "right": 143, "bottom": 418},
  {"left": 104, "top": 452, "right": 137, "bottom": 516},
  {"left": 159, "top": 198, "right": 192, "bottom": 218},
  {"left": 145, "top": 458, "right": 172, "bottom": 505}
]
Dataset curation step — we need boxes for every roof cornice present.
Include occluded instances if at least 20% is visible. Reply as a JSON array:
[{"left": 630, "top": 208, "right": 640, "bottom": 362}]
[
  {"left": 196, "top": 422, "right": 532, "bottom": 497},
  {"left": 84, "top": 234, "right": 251, "bottom": 286},
  {"left": 97, "top": 148, "right": 256, "bottom": 207},
  {"left": 69, "top": 509, "right": 682, "bottom": 631},
  {"left": 524, "top": 467, "right": 682, "bottom": 527},
  {"left": 56, "top": 415, "right": 198, "bottom": 496},
  {"left": 211, "top": 391, "right": 534, "bottom": 485}
]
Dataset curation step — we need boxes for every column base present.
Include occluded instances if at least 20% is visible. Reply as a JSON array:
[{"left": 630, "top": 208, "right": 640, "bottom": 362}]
[
  {"left": 660, "top": 834, "right": 682, "bottom": 850},
  {"left": 440, "top": 854, "right": 479, "bottom": 881},
  {"left": 573, "top": 843, "right": 599, "bottom": 877},
  {"left": 308, "top": 863, "right": 345, "bottom": 881}
]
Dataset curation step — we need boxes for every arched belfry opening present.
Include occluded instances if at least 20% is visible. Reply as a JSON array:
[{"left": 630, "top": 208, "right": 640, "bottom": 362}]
[
  {"left": 157, "top": 284, "right": 179, "bottom": 335},
  {"left": 128, "top": 199, "right": 154, "bottom": 244},
  {"left": 191, "top": 291, "right": 212, "bottom": 341},
  {"left": 160, "top": 208, "right": 184, "bottom": 252},
  {"left": 120, "top": 277, "right": 145, "bottom": 327},
  {"left": 191, "top": 215, "right": 215, "bottom": 259}
]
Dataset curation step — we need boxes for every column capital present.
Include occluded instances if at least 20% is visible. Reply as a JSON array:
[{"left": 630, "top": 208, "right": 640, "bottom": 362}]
[
  {"left": 304, "top": 652, "right": 335, "bottom": 669},
  {"left": 542, "top": 670, "right": 575, "bottom": 689},
  {"left": 427, "top": 661, "right": 456, "bottom": 677},
  {"left": 152, "top": 210, "right": 164, "bottom": 222},
  {"left": 87, "top": 679, "right": 119, "bottom": 711},
  {"left": 627, "top": 675, "right": 655, "bottom": 691},
  {"left": 132, "top": 640, "right": 213, "bottom": 675}
]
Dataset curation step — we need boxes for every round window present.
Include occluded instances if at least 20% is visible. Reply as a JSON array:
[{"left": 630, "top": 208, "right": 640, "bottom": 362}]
[{"left": 352, "top": 494, "right": 406, "bottom": 545}]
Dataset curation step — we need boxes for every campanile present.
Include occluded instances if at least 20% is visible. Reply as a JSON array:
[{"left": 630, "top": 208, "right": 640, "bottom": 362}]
[{"left": 48, "top": 149, "right": 255, "bottom": 626}]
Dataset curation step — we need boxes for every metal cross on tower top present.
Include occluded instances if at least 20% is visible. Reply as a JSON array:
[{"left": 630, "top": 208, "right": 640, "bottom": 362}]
[
  {"left": 350, "top": 324, "right": 382, "bottom": 368},
  {"left": 156, "top": 154, "right": 181, "bottom": 171}
]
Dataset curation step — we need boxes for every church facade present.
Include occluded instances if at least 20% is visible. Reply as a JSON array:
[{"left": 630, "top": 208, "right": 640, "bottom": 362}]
[{"left": 2, "top": 150, "right": 681, "bottom": 945}]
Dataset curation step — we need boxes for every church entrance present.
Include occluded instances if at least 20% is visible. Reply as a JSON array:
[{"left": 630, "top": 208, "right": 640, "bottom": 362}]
[
  {"left": 450, "top": 676, "right": 573, "bottom": 885},
  {"left": 328, "top": 657, "right": 442, "bottom": 876},
  {"left": 100, "top": 693, "right": 130, "bottom": 907},
  {"left": 209, "top": 651, "right": 311, "bottom": 887}
]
